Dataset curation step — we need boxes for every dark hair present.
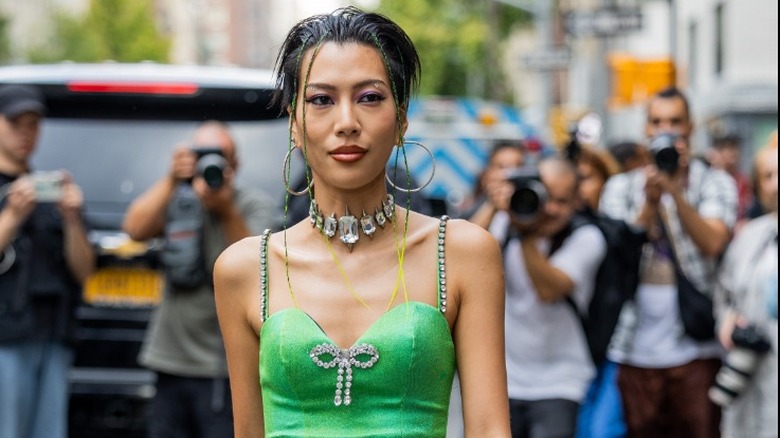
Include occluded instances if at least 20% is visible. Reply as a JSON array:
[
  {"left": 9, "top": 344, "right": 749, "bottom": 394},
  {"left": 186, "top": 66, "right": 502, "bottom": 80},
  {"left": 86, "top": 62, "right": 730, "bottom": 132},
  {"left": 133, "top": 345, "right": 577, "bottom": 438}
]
[
  {"left": 608, "top": 141, "right": 642, "bottom": 169},
  {"left": 271, "top": 6, "right": 421, "bottom": 115},
  {"left": 650, "top": 86, "right": 691, "bottom": 120},
  {"left": 713, "top": 132, "right": 742, "bottom": 148}
]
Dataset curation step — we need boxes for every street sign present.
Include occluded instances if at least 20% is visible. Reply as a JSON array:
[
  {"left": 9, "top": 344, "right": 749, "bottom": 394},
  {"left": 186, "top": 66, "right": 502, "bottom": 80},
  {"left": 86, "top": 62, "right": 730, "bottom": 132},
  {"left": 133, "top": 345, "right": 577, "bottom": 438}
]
[
  {"left": 565, "top": 7, "right": 643, "bottom": 37},
  {"left": 521, "top": 47, "right": 571, "bottom": 70}
]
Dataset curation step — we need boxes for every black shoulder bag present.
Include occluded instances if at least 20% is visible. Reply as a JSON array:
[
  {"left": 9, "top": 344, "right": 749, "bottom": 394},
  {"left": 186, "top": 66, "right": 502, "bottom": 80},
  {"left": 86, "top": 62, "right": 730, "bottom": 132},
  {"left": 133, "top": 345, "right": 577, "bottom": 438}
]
[{"left": 658, "top": 212, "right": 716, "bottom": 341}]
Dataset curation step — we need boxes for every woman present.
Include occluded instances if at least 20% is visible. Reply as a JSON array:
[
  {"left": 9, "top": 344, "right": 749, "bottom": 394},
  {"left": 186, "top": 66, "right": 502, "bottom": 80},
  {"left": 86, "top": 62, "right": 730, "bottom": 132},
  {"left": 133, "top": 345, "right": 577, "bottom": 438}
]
[
  {"left": 713, "top": 135, "right": 777, "bottom": 438},
  {"left": 575, "top": 145, "right": 620, "bottom": 214},
  {"left": 463, "top": 141, "right": 525, "bottom": 231},
  {"left": 214, "top": 7, "right": 510, "bottom": 437}
]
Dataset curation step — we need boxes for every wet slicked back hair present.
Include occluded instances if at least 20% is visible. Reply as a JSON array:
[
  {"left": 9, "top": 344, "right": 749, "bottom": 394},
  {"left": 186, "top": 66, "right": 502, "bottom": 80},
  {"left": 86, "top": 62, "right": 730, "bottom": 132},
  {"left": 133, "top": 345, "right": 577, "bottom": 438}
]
[{"left": 271, "top": 6, "right": 421, "bottom": 115}]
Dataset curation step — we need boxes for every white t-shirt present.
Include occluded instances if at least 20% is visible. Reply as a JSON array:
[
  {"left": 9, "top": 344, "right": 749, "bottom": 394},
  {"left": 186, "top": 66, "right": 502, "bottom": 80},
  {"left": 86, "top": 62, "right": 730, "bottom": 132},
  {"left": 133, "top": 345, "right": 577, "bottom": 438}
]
[{"left": 502, "top": 223, "right": 606, "bottom": 402}]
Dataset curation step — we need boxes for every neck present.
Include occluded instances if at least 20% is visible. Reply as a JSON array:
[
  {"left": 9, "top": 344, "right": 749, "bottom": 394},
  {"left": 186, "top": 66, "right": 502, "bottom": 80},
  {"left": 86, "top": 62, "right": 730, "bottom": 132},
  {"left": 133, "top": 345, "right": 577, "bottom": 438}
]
[
  {"left": 309, "top": 193, "right": 396, "bottom": 252},
  {"left": 0, "top": 156, "right": 28, "bottom": 176}
]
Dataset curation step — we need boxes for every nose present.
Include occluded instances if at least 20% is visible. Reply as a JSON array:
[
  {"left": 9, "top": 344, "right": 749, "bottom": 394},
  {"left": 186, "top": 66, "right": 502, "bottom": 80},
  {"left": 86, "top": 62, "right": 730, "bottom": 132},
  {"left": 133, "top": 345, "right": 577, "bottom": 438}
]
[{"left": 335, "top": 103, "right": 360, "bottom": 137}]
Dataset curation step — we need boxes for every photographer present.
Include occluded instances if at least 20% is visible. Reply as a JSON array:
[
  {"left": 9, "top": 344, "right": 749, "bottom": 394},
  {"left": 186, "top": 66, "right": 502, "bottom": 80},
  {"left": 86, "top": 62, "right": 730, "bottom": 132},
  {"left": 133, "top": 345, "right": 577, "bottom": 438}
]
[
  {"left": 0, "top": 85, "right": 95, "bottom": 438},
  {"left": 599, "top": 87, "right": 738, "bottom": 437},
  {"left": 713, "top": 135, "right": 777, "bottom": 438},
  {"left": 473, "top": 156, "right": 606, "bottom": 437},
  {"left": 122, "top": 121, "right": 277, "bottom": 437}
]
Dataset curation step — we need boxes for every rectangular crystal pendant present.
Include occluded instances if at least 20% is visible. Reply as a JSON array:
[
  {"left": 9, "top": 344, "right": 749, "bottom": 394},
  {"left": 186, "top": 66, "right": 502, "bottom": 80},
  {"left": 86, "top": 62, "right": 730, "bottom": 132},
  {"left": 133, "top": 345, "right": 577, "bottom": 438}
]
[
  {"left": 323, "top": 214, "right": 337, "bottom": 238},
  {"left": 360, "top": 214, "right": 376, "bottom": 236},
  {"left": 383, "top": 195, "right": 394, "bottom": 219},
  {"left": 375, "top": 208, "right": 386, "bottom": 227},
  {"left": 339, "top": 214, "right": 359, "bottom": 245}
]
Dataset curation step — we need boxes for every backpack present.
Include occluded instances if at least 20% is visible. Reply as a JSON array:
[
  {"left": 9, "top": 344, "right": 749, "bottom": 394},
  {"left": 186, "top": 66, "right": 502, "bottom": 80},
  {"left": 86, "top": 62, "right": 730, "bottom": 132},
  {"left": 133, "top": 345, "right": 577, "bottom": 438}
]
[{"left": 561, "top": 212, "right": 646, "bottom": 366}]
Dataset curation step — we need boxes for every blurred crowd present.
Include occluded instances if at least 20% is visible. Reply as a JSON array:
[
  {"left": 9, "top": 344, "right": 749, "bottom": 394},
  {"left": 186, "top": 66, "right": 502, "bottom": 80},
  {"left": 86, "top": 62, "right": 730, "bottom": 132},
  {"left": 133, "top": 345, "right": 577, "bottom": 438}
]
[{"left": 1, "top": 77, "right": 776, "bottom": 438}]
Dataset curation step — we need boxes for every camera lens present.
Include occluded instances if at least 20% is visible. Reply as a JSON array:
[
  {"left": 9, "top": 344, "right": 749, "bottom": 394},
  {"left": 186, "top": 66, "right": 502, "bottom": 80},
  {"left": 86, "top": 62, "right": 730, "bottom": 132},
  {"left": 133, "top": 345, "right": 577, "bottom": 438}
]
[
  {"left": 506, "top": 168, "right": 548, "bottom": 223},
  {"left": 708, "top": 325, "right": 771, "bottom": 406},
  {"left": 196, "top": 154, "right": 227, "bottom": 189},
  {"left": 649, "top": 133, "right": 680, "bottom": 173},
  {"left": 510, "top": 187, "right": 543, "bottom": 217}
]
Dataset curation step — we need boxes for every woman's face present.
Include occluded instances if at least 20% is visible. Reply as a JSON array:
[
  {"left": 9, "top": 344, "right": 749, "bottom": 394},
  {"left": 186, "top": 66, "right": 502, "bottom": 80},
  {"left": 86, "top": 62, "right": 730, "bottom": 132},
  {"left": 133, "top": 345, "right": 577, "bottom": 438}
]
[
  {"left": 483, "top": 147, "right": 524, "bottom": 186},
  {"left": 292, "top": 42, "right": 404, "bottom": 192},
  {"left": 757, "top": 148, "right": 778, "bottom": 214},
  {"left": 578, "top": 161, "right": 605, "bottom": 211}
]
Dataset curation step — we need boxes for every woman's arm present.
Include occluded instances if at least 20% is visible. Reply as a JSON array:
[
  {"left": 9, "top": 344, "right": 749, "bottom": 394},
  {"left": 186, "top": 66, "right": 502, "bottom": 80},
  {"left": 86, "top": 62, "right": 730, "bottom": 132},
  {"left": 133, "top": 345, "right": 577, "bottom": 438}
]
[
  {"left": 214, "top": 238, "right": 265, "bottom": 438},
  {"left": 448, "top": 219, "right": 511, "bottom": 437}
]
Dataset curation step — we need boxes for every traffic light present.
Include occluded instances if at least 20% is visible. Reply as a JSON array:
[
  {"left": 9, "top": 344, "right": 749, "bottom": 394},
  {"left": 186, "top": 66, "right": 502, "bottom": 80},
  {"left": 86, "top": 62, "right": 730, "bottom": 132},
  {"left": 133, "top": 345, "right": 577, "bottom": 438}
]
[
  {"left": 608, "top": 53, "right": 676, "bottom": 107},
  {"left": 608, "top": 54, "right": 638, "bottom": 107},
  {"left": 638, "top": 58, "right": 676, "bottom": 99},
  {"left": 549, "top": 106, "right": 589, "bottom": 149}
]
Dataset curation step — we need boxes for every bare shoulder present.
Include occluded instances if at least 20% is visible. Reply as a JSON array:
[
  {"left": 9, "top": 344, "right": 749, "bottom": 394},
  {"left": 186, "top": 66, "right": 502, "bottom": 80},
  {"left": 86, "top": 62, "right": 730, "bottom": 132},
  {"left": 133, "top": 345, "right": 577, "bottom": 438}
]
[
  {"left": 214, "top": 234, "right": 265, "bottom": 291},
  {"left": 443, "top": 217, "right": 502, "bottom": 259}
]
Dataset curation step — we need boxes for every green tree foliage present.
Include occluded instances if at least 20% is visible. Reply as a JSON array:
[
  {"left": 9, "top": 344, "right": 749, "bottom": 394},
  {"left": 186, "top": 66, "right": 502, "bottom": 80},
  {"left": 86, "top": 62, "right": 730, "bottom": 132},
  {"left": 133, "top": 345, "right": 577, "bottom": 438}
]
[
  {"left": 375, "top": 0, "right": 530, "bottom": 102},
  {"left": 0, "top": 14, "right": 11, "bottom": 63},
  {"left": 28, "top": 0, "right": 170, "bottom": 63}
]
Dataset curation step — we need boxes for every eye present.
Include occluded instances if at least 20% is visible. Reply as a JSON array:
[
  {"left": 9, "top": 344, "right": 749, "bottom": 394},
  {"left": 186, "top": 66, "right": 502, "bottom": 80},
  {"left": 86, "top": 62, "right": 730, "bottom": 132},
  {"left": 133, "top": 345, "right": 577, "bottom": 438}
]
[
  {"left": 306, "top": 95, "right": 333, "bottom": 106},
  {"left": 358, "top": 92, "right": 386, "bottom": 104}
]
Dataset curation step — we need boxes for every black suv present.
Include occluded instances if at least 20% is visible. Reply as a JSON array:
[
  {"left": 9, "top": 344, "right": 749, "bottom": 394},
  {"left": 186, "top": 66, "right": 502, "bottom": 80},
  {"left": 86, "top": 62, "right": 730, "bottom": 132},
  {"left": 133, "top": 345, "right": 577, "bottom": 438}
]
[{"left": 0, "top": 62, "right": 287, "bottom": 437}]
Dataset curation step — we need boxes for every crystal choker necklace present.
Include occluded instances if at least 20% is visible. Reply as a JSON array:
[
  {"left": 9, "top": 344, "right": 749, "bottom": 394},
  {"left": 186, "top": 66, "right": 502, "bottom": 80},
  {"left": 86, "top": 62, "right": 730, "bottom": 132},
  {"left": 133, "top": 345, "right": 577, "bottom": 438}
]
[{"left": 309, "top": 194, "right": 395, "bottom": 251}]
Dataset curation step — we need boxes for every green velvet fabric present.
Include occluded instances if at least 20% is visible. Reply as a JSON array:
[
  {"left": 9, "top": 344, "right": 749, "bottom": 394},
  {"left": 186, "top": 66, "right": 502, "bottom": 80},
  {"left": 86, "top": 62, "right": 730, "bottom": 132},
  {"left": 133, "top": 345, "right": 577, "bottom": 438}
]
[{"left": 259, "top": 302, "right": 456, "bottom": 437}]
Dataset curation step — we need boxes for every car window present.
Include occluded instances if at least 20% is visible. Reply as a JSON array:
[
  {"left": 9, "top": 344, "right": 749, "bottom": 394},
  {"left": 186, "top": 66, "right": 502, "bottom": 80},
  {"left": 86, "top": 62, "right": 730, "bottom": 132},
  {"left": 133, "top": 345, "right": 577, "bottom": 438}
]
[{"left": 32, "top": 117, "right": 289, "bottom": 230}]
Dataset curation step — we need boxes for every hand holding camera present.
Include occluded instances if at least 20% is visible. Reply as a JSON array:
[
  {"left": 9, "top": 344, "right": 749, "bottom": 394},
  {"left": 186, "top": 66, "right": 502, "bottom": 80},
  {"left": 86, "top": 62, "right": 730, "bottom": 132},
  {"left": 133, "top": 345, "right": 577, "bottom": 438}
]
[
  {"left": 709, "top": 324, "right": 772, "bottom": 406},
  {"left": 649, "top": 133, "right": 681, "bottom": 174},
  {"left": 30, "top": 170, "right": 66, "bottom": 202},
  {"left": 503, "top": 167, "right": 548, "bottom": 236},
  {"left": 169, "top": 145, "right": 231, "bottom": 190},
  {"left": 644, "top": 133, "right": 688, "bottom": 203}
]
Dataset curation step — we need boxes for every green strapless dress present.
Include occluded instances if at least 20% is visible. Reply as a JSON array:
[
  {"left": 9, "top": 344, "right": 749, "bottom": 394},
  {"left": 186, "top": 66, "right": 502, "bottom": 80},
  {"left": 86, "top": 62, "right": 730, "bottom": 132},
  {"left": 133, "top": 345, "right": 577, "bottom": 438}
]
[{"left": 257, "top": 217, "right": 455, "bottom": 437}]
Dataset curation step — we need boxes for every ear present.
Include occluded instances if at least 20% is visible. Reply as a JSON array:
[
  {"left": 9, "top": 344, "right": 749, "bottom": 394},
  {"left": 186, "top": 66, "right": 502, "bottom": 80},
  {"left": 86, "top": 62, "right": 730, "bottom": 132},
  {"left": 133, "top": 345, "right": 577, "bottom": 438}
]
[
  {"left": 288, "top": 112, "right": 301, "bottom": 149},
  {"left": 398, "top": 106, "right": 409, "bottom": 144}
]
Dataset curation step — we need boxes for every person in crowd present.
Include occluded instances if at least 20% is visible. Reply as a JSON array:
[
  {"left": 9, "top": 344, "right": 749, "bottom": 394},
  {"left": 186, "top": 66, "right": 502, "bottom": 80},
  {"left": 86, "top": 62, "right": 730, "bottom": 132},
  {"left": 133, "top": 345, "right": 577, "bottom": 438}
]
[
  {"left": 213, "top": 7, "right": 510, "bottom": 437},
  {"left": 607, "top": 140, "right": 649, "bottom": 173},
  {"left": 568, "top": 144, "right": 628, "bottom": 438},
  {"left": 462, "top": 140, "right": 525, "bottom": 229},
  {"left": 0, "top": 84, "right": 95, "bottom": 438},
  {"left": 122, "top": 120, "right": 277, "bottom": 437},
  {"left": 707, "top": 133, "right": 753, "bottom": 231},
  {"left": 599, "top": 86, "right": 738, "bottom": 437},
  {"left": 470, "top": 153, "right": 606, "bottom": 437},
  {"left": 574, "top": 145, "right": 620, "bottom": 214},
  {"left": 506, "top": 157, "right": 607, "bottom": 438},
  {"left": 744, "top": 131, "right": 778, "bottom": 221},
  {"left": 713, "top": 135, "right": 777, "bottom": 438}
]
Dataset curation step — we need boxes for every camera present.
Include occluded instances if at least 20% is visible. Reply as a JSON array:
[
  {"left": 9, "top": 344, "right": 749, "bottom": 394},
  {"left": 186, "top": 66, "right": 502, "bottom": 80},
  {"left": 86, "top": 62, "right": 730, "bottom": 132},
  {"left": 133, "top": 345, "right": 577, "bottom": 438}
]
[
  {"left": 708, "top": 324, "right": 772, "bottom": 407},
  {"left": 193, "top": 147, "right": 228, "bottom": 190},
  {"left": 506, "top": 167, "right": 548, "bottom": 224},
  {"left": 648, "top": 133, "right": 681, "bottom": 173},
  {"left": 30, "top": 171, "right": 65, "bottom": 202}
]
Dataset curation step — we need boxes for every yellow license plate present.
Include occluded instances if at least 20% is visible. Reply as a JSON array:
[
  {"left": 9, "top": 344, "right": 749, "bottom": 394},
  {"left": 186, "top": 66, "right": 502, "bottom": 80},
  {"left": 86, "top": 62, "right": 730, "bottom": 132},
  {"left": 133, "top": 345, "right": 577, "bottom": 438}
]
[{"left": 84, "top": 267, "right": 164, "bottom": 307}]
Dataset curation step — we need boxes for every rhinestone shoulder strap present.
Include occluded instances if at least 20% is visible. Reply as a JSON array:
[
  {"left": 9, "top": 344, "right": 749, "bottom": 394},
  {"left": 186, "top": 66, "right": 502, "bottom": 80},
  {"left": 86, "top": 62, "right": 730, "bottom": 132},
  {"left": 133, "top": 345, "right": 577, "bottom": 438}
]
[
  {"left": 437, "top": 215, "right": 450, "bottom": 313},
  {"left": 259, "top": 229, "right": 271, "bottom": 322}
]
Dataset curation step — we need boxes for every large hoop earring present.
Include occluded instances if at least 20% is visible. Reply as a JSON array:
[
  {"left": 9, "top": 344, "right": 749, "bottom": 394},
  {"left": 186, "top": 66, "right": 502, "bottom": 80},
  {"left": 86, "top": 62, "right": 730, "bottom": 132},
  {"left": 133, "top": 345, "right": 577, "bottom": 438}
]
[
  {"left": 385, "top": 140, "right": 435, "bottom": 194},
  {"left": 283, "top": 147, "right": 313, "bottom": 196}
]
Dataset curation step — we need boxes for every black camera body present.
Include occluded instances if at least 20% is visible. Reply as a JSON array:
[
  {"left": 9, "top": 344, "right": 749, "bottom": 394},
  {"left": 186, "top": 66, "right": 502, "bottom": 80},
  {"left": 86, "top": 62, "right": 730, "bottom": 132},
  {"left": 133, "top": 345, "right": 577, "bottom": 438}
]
[
  {"left": 708, "top": 324, "right": 772, "bottom": 406},
  {"left": 506, "top": 167, "right": 548, "bottom": 224},
  {"left": 648, "top": 133, "right": 681, "bottom": 174},
  {"left": 193, "top": 147, "right": 228, "bottom": 189}
]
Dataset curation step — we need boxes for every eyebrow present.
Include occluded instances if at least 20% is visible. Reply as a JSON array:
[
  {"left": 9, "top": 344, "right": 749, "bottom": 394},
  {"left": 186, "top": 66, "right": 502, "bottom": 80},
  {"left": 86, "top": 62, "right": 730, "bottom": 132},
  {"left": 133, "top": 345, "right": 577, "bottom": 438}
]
[{"left": 305, "top": 79, "right": 389, "bottom": 92}]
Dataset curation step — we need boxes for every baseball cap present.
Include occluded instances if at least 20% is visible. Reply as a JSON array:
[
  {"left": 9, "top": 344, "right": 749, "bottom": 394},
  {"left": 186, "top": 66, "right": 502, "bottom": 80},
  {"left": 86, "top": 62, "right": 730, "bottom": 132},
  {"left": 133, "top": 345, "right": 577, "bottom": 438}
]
[{"left": 0, "top": 84, "right": 47, "bottom": 119}]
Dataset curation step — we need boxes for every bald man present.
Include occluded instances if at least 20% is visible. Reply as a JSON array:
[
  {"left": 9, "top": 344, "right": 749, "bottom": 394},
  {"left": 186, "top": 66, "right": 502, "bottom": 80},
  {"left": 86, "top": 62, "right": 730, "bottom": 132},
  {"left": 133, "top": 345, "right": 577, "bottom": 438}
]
[
  {"left": 487, "top": 157, "right": 607, "bottom": 438},
  {"left": 123, "top": 121, "right": 278, "bottom": 437}
]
